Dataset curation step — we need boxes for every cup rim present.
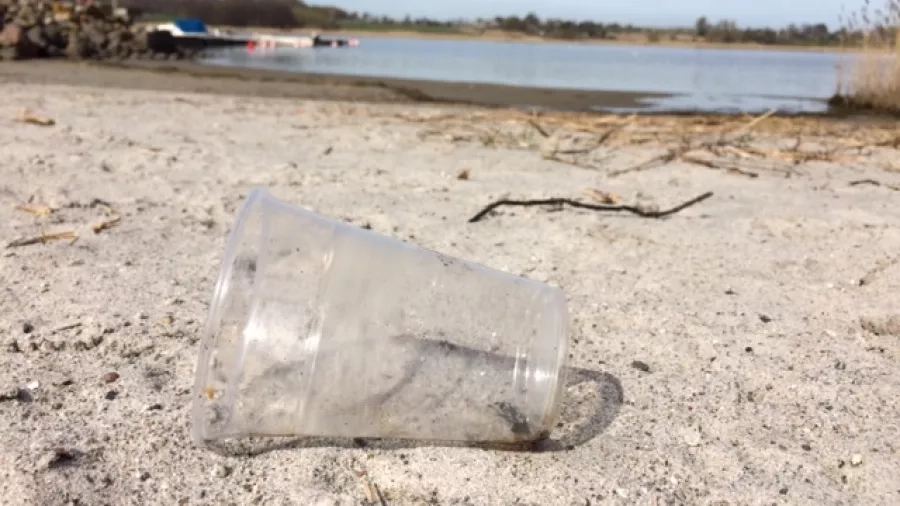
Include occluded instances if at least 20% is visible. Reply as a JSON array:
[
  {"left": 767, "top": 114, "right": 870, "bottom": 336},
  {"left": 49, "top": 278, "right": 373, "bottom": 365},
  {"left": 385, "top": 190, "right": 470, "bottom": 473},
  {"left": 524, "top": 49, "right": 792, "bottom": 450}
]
[
  {"left": 526, "top": 288, "right": 569, "bottom": 438},
  {"left": 541, "top": 291, "right": 570, "bottom": 433},
  {"left": 190, "top": 187, "right": 269, "bottom": 445}
]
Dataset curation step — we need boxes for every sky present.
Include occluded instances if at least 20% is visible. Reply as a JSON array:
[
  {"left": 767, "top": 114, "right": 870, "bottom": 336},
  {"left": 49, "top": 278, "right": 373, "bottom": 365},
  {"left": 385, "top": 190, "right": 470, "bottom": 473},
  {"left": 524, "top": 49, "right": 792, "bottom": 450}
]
[{"left": 323, "top": 0, "right": 852, "bottom": 28}]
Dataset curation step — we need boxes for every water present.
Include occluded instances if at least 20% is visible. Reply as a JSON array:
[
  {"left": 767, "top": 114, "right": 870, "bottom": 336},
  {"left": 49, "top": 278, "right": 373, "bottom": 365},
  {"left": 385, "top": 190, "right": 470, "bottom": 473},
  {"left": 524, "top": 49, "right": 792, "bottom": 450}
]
[{"left": 202, "top": 36, "right": 853, "bottom": 114}]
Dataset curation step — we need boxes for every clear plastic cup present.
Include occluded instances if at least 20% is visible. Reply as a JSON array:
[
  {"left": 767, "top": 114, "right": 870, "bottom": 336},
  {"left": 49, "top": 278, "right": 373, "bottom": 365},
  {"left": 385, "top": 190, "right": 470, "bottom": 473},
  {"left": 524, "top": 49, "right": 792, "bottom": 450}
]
[{"left": 191, "top": 188, "right": 570, "bottom": 445}]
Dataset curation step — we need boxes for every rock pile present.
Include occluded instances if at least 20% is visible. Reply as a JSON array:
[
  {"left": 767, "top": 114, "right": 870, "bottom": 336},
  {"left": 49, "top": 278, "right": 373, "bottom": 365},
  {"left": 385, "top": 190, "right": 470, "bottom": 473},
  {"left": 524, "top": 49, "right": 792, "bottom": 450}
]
[{"left": 0, "top": 0, "right": 188, "bottom": 61}]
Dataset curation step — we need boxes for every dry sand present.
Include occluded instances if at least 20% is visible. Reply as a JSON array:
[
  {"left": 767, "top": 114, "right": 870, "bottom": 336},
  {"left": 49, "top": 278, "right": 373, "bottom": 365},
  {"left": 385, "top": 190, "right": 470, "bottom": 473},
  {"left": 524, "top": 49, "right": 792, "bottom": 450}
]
[{"left": 1, "top": 67, "right": 900, "bottom": 505}]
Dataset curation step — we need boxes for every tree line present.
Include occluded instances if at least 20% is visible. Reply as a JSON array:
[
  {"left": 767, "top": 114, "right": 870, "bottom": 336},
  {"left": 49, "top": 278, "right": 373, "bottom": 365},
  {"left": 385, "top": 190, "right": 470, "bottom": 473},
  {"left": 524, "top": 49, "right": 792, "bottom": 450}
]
[
  {"left": 122, "top": 0, "right": 873, "bottom": 47},
  {"left": 693, "top": 17, "right": 839, "bottom": 46}
]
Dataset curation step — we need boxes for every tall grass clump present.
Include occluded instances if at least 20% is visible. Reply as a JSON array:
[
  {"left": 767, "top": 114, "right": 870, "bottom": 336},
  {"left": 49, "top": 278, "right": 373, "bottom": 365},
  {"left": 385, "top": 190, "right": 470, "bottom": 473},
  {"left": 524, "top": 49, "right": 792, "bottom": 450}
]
[{"left": 832, "top": 0, "right": 900, "bottom": 112}]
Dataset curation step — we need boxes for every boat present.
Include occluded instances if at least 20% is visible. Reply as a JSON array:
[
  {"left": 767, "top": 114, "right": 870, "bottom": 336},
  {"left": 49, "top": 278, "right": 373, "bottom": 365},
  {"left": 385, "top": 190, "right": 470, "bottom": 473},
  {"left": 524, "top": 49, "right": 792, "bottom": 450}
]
[
  {"left": 153, "top": 18, "right": 252, "bottom": 50},
  {"left": 154, "top": 19, "right": 360, "bottom": 51}
]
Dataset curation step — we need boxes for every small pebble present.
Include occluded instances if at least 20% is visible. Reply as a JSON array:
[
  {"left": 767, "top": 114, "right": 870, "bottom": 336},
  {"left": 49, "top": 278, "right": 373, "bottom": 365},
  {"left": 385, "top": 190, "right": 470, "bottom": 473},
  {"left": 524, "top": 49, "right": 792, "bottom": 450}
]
[
  {"left": 779, "top": 487, "right": 789, "bottom": 495},
  {"left": 759, "top": 314, "right": 772, "bottom": 323},
  {"left": 147, "top": 403, "right": 163, "bottom": 411},
  {"left": 631, "top": 360, "right": 651, "bottom": 373},
  {"left": 138, "top": 471, "right": 151, "bottom": 481},
  {"left": 850, "top": 454, "right": 863, "bottom": 467},
  {"left": 745, "top": 346, "right": 754, "bottom": 353},
  {"left": 22, "top": 322, "right": 34, "bottom": 334},
  {"left": 213, "top": 463, "right": 232, "bottom": 478},
  {"left": 801, "top": 443, "right": 812, "bottom": 451},
  {"left": 45, "top": 448, "right": 78, "bottom": 469},
  {"left": 5, "top": 339, "right": 21, "bottom": 353},
  {"left": 104, "top": 390, "right": 118, "bottom": 401},
  {"left": 0, "top": 387, "right": 28, "bottom": 402},
  {"left": 683, "top": 429, "right": 702, "bottom": 447},
  {"left": 102, "top": 372, "right": 120, "bottom": 384},
  {"left": 26, "top": 381, "right": 39, "bottom": 391}
]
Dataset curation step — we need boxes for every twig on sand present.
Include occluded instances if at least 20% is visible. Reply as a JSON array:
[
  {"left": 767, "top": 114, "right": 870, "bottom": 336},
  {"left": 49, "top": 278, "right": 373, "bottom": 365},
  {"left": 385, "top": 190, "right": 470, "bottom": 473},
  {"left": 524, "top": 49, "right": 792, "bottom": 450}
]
[
  {"left": 849, "top": 179, "right": 900, "bottom": 191},
  {"left": 729, "top": 108, "right": 777, "bottom": 138},
  {"left": 527, "top": 119, "right": 550, "bottom": 138},
  {"left": 541, "top": 115, "right": 635, "bottom": 169},
  {"left": 53, "top": 322, "right": 83, "bottom": 333},
  {"left": 14, "top": 204, "right": 56, "bottom": 217},
  {"left": 468, "top": 191, "right": 713, "bottom": 223},
  {"left": 92, "top": 216, "right": 121, "bottom": 234},
  {"left": 544, "top": 153, "right": 612, "bottom": 170},
  {"left": 560, "top": 115, "right": 635, "bottom": 155},
  {"left": 7, "top": 231, "right": 78, "bottom": 248},
  {"left": 607, "top": 148, "right": 680, "bottom": 177},
  {"left": 608, "top": 109, "right": 776, "bottom": 178},
  {"left": 681, "top": 153, "right": 759, "bottom": 178},
  {"left": 582, "top": 188, "right": 622, "bottom": 204},
  {"left": 858, "top": 255, "right": 900, "bottom": 286},
  {"left": 17, "top": 109, "right": 56, "bottom": 127},
  {"left": 357, "top": 470, "right": 389, "bottom": 506}
]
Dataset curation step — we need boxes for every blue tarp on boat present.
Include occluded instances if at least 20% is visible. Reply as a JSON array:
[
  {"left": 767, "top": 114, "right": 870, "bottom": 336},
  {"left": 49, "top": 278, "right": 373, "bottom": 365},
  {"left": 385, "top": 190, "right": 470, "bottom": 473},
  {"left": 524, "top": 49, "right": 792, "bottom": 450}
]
[{"left": 173, "top": 19, "right": 209, "bottom": 34}]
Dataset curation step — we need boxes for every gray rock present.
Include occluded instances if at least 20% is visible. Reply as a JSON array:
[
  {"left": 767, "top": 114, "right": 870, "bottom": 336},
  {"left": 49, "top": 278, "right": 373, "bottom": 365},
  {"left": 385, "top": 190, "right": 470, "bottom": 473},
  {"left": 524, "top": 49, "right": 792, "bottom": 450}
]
[
  {"left": 0, "top": 1, "right": 192, "bottom": 62},
  {"left": 84, "top": 23, "right": 106, "bottom": 48},
  {"left": 1, "top": 23, "right": 22, "bottom": 46},
  {"left": 24, "top": 25, "right": 46, "bottom": 49},
  {"left": 0, "top": 46, "right": 15, "bottom": 61}
]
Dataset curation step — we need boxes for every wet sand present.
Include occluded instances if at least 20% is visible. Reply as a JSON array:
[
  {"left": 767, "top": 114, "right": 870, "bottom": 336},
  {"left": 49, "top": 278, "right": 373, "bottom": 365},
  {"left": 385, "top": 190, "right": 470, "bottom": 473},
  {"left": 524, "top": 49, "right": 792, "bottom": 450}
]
[{"left": 0, "top": 60, "right": 671, "bottom": 112}]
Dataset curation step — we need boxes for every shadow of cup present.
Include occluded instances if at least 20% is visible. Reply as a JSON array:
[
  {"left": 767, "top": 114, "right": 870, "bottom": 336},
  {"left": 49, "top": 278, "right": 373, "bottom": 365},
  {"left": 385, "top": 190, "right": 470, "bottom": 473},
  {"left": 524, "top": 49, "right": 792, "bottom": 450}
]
[{"left": 531, "top": 367, "right": 624, "bottom": 452}]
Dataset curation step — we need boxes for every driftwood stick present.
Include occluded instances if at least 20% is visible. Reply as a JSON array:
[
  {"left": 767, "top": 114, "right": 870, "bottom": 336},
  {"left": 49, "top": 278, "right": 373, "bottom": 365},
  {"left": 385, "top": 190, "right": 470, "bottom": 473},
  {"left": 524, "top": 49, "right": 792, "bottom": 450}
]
[
  {"left": 468, "top": 191, "right": 714, "bottom": 223},
  {"left": 849, "top": 179, "right": 900, "bottom": 191}
]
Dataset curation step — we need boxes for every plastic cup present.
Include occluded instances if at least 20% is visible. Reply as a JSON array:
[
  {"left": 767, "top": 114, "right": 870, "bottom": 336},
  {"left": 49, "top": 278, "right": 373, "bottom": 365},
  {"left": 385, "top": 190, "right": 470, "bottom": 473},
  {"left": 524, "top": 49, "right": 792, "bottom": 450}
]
[{"left": 191, "top": 188, "right": 570, "bottom": 445}]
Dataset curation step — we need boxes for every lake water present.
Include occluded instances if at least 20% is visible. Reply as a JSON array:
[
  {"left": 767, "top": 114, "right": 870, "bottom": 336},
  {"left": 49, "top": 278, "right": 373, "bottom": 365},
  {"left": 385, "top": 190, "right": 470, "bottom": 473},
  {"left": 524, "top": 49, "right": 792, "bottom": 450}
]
[{"left": 202, "top": 37, "right": 852, "bottom": 114}]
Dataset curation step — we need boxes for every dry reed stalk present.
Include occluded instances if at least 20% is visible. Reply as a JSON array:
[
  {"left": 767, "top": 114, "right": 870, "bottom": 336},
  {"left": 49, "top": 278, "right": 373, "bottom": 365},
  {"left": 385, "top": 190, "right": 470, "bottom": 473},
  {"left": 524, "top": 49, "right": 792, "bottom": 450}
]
[{"left": 834, "top": 0, "right": 900, "bottom": 111}]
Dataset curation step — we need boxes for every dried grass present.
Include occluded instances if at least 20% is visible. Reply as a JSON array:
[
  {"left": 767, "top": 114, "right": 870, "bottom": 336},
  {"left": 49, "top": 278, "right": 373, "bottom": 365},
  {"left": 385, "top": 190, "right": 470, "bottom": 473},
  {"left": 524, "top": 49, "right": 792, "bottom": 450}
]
[{"left": 834, "top": 0, "right": 900, "bottom": 112}]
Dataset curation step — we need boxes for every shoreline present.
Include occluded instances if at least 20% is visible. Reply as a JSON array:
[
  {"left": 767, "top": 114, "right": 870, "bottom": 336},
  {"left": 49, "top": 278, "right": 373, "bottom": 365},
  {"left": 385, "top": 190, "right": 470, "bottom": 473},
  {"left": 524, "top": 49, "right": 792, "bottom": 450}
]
[{"left": 0, "top": 60, "right": 847, "bottom": 118}]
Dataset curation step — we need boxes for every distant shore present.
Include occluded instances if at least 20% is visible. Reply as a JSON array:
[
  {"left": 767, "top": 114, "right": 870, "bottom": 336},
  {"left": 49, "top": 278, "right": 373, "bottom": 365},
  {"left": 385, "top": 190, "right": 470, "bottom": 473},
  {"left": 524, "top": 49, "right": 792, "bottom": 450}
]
[{"left": 214, "top": 25, "right": 857, "bottom": 54}]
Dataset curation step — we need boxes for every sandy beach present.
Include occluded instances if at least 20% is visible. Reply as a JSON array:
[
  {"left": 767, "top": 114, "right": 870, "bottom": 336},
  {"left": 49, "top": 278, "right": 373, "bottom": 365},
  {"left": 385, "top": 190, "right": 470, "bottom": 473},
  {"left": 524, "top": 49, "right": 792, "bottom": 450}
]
[{"left": 1, "top": 63, "right": 900, "bottom": 505}]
